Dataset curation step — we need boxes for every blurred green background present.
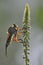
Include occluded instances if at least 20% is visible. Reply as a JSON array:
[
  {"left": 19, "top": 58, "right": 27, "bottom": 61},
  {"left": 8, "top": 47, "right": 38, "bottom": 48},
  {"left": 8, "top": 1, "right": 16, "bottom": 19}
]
[{"left": 0, "top": 0, "right": 43, "bottom": 65}]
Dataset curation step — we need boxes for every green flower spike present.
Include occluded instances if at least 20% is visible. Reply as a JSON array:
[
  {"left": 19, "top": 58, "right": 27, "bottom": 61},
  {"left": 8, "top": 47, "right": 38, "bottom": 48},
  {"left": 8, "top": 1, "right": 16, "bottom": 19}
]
[{"left": 23, "top": 3, "right": 30, "bottom": 65}]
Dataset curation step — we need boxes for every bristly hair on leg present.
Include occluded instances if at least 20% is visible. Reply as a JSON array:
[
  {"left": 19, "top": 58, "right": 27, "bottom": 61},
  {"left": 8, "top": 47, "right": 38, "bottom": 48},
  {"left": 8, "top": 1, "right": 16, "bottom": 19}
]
[{"left": 18, "top": 39, "right": 25, "bottom": 44}]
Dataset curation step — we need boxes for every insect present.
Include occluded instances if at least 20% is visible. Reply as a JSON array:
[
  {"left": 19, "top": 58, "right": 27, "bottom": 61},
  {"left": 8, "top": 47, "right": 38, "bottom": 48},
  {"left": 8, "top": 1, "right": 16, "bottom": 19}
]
[{"left": 5, "top": 24, "right": 23, "bottom": 56}]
